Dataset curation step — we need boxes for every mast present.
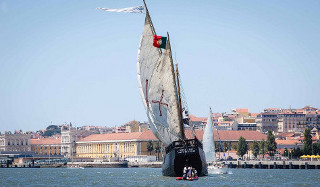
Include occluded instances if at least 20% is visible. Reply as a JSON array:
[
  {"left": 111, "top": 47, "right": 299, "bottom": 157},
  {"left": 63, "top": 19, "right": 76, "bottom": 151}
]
[
  {"left": 212, "top": 108, "right": 227, "bottom": 161},
  {"left": 175, "top": 64, "right": 186, "bottom": 140}
]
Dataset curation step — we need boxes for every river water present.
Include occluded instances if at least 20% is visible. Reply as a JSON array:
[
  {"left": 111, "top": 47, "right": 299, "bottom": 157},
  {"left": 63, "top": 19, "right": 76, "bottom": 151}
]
[{"left": 1, "top": 168, "right": 319, "bottom": 186}]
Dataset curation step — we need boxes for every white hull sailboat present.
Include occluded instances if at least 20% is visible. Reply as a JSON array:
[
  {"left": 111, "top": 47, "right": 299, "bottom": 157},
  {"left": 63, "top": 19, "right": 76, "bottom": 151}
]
[
  {"left": 137, "top": 0, "right": 207, "bottom": 177},
  {"left": 203, "top": 108, "right": 228, "bottom": 174}
]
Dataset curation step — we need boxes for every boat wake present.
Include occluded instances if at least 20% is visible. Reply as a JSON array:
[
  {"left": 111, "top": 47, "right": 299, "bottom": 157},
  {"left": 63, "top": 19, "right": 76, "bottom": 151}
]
[{"left": 208, "top": 169, "right": 232, "bottom": 175}]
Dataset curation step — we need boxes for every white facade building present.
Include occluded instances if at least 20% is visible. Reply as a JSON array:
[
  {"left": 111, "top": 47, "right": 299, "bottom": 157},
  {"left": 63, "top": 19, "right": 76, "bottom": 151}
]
[{"left": 0, "top": 133, "right": 31, "bottom": 152}]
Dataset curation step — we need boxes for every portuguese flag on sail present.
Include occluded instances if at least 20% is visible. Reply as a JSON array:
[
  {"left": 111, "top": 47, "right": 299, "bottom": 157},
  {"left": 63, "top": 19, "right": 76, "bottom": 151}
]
[{"left": 153, "top": 35, "right": 167, "bottom": 49}]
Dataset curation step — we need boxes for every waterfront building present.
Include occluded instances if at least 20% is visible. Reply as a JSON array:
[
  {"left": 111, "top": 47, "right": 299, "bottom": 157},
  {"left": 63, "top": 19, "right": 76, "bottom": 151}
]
[
  {"left": 123, "top": 120, "right": 150, "bottom": 133},
  {"left": 189, "top": 130, "right": 267, "bottom": 151},
  {"left": 235, "top": 123, "right": 257, "bottom": 131},
  {"left": 256, "top": 113, "right": 278, "bottom": 133},
  {"left": 61, "top": 125, "right": 77, "bottom": 158},
  {"left": 275, "top": 139, "right": 302, "bottom": 150},
  {"left": 31, "top": 137, "right": 61, "bottom": 155},
  {"left": 75, "top": 130, "right": 267, "bottom": 160},
  {"left": 304, "top": 111, "right": 320, "bottom": 129},
  {"left": 189, "top": 114, "right": 208, "bottom": 129},
  {"left": 236, "top": 108, "right": 249, "bottom": 117},
  {"left": 233, "top": 115, "right": 257, "bottom": 131},
  {"left": 112, "top": 126, "right": 126, "bottom": 133},
  {"left": 75, "top": 130, "right": 160, "bottom": 160},
  {"left": 61, "top": 125, "right": 94, "bottom": 158},
  {"left": 264, "top": 108, "right": 282, "bottom": 113},
  {"left": 250, "top": 113, "right": 260, "bottom": 118},
  {"left": 278, "top": 111, "right": 306, "bottom": 132},
  {"left": 214, "top": 121, "right": 234, "bottom": 130},
  {"left": 0, "top": 133, "right": 31, "bottom": 152}
]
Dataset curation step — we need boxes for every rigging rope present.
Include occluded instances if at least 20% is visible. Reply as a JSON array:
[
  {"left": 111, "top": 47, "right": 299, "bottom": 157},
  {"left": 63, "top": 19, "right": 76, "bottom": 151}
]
[
  {"left": 214, "top": 122, "right": 227, "bottom": 160},
  {"left": 175, "top": 66, "right": 196, "bottom": 138}
]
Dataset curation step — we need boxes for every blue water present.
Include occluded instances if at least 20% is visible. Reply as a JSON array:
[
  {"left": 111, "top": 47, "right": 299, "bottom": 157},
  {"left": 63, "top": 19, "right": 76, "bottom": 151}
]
[{"left": 0, "top": 168, "right": 319, "bottom": 186}]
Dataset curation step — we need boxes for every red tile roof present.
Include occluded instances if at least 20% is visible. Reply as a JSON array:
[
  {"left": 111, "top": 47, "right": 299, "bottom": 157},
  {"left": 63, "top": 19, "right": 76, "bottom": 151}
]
[
  {"left": 30, "top": 137, "right": 61, "bottom": 145},
  {"left": 307, "top": 111, "right": 317, "bottom": 114},
  {"left": 236, "top": 108, "right": 249, "bottom": 113},
  {"left": 78, "top": 130, "right": 158, "bottom": 142},
  {"left": 277, "top": 132, "right": 295, "bottom": 138},
  {"left": 185, "top": 130, "right": 266, "bottom": 141},
  {"left": 189, "top": 114, "right": 207, "bottom": 122},
  {"left": 215, "top": 121, "right": 233, "bottom": 126},
  {"left": 276, "top": 139, "right": 300, "bottom": 145},
  {"left": 250, "top": 113, "right": 260, "bottom": 117}
]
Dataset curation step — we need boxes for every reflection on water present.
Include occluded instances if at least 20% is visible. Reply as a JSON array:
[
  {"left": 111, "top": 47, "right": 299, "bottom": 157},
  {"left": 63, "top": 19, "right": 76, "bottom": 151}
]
[{"left": 1, "top": 168, "right": 320, "bottom": 186}]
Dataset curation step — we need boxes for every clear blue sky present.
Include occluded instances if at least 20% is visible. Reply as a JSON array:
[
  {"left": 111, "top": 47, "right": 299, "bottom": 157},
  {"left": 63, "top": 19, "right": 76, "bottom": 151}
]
[{"left": 1, "top": 0, "right": 319, "bottom": 132}]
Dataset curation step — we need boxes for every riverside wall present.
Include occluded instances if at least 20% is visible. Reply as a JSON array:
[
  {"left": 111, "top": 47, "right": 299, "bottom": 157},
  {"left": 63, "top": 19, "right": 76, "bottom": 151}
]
[{"left": 226, "top": 160, "right": 320, "bottom": 169}]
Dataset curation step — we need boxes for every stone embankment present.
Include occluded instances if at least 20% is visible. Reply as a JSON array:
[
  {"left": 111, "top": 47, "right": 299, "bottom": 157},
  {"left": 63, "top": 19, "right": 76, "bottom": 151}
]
[
  {"left": 67, "top": 161, "right": 128, "bottom": 168},
  {"left": 128, "top": 161, "right": 162, "bottom": 168},
  {"left": 226, "top": 160, "right": 320, "bottom": 169}
]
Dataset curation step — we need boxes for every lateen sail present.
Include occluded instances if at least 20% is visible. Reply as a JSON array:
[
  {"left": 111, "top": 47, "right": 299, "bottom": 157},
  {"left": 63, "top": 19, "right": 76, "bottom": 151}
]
[
  {"left": 137, "top": 14, "right": 183, "bottom": 145},
  {"left": 203, "top": 109, "right": 216, "bottom": 162}
]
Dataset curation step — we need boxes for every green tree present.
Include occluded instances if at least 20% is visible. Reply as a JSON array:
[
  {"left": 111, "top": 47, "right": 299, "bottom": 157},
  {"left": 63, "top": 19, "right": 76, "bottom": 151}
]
[
  {"left": 313, "top": 143, "right": 320, "bottom": 155},
  {"left": 251, "top": 140, "right": 259, "bottom": 158},
  {"left": 154, "top": 142, "right": 161, "bottom": 160},
  {"left": 215, "top": 141, "right": 221, "bottom": 152},
  {"left": 292, "top": 147, "right": 303, "bottom": 158},
  {"left": 147, "top": 141, "right": 154, "bottom": 155},
  {"left": 303, "top": 128, "right": 312, "bottom": 155},
  {"left": 259, "top": 139, "right": 266, "bottom": 158},
  {"left": 232, "top": 144, "right": 238, "bottom": 151},
  {"left": 237, "top": 136, "right": 248, "bottom": 158},
  {"left": 296, "top": 147, "right": 303, "bottom": 158},
  {"left": 291, "top": 148, "right": 297, "bottom": 158},
  {"left": 266, "top": 130, "right": 277, "bottom": 157},
  {"left": 283, "top": 148, "right": 289, "bottom": 157},
  {"left": 43, "top": 125, "right": 61, "bottom": 137},
  {"left": 223, "top": 142, "right": 228, "bottom": 152}
]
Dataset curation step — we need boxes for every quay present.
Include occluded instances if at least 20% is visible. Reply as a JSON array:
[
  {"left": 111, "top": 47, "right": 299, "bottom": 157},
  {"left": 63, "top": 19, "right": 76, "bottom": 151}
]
[
  {"left": 128, "top": 161, "right": 162, "bottom": 168},
  {"left": 67, "top": 161, "right": 128, "bottom": 168},
  {"left": 226, "top": 160, "right": 320, "bottom": 169}
]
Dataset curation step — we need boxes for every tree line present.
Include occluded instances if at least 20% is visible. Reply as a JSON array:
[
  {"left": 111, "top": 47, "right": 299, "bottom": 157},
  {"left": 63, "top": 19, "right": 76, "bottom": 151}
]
[
  {"left": 236, "top": 128, "right": 320, "bottom": 159},
  {"left": 236, "top": 130, "right": 277, "bottom": 159}
]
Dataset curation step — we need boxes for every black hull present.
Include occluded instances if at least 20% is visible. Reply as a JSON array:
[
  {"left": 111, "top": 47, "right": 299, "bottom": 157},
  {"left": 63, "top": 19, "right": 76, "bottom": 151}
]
[{"left": 162, "top": 139, "right": 208, "bottom": 177}]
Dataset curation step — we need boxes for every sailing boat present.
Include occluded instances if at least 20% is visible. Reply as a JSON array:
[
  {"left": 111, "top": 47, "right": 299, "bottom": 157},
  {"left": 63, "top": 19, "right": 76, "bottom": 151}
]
[
  {"left": 203, "top": 108, "right": 227, "bottom": 174},
  {"left": 203, "top": 108, "right": 216, "bottom": 164},
  {"left": 137, "top": 0, "right": 207, "bottom": 177}
]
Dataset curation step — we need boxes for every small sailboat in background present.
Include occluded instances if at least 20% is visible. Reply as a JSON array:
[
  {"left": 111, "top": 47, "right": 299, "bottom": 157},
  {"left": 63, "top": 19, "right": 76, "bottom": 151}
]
[{"left": 203, "top": 108, "right": 228, "bottom": 174}]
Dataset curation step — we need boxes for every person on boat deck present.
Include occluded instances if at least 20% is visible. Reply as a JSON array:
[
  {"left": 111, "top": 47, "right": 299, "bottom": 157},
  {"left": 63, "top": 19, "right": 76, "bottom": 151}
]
[
  {"left": 191, "top": 168, "right": 196, "bottom": 177},
  {"left": 182, "top": 166, "right": 187, "bottom": 179},
  {"left": 187, "top": 166, "right": 192, "bottom": 179},
  {"left": 194, "top": 169, "right": 198, "bottom": 177}
]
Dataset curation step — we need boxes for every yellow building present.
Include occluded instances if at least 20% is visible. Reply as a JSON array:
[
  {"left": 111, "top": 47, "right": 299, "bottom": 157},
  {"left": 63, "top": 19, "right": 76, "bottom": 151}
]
[
  {"left": 31, "top": 137, "right": 61, "bottom": 155},
  {"left": 76, "top": 130, "right": 161, "bottom": 160},
  {"left": 75, "top": 129, "right": 268, "bottom": 161}
]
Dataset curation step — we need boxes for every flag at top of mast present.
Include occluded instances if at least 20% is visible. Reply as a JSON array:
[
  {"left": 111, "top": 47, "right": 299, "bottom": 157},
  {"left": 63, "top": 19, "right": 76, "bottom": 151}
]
[{"left": 153, "top": 35, "right": 167, "bottom": 49}]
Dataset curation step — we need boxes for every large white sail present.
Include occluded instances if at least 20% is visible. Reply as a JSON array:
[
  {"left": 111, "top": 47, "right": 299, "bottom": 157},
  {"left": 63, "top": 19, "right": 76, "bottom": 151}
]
[
  {"left": 137, "top": 14, "right": 183, "bottom": 145},
  {"left": 203, "top": 109, "right": 216, "bottom": 163}
]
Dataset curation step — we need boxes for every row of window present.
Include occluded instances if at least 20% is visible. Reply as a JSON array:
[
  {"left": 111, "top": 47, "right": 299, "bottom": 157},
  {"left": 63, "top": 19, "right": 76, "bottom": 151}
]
[
  {"left": 6, "top": 139, "right": 29, "bottom": 146},
  {"left": 77, "top": 143, "right": 135, "bottom": 154}
]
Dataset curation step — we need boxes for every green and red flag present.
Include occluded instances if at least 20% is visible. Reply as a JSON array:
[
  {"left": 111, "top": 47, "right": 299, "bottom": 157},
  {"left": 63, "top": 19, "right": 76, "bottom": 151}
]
[{"left": 153, "top": 35, "right": 167, "bottom": 49}]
